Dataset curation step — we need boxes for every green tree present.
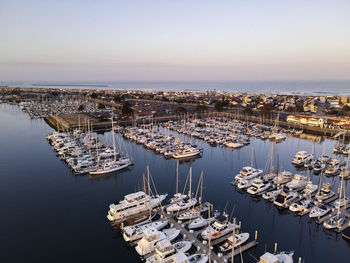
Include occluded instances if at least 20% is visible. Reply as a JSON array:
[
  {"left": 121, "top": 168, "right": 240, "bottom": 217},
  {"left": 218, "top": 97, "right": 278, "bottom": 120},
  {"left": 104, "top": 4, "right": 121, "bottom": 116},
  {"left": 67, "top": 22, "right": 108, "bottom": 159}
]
[
  {"left": 97, "top": 102, "right": 105, "bottom": 110},
  {"left": 243, "top": 106, "right": 253, "bottom": 115},
  {"left": 90, "top": 92, "right": 98, "bottom": 99},
  {"left": 195, "top": 103, "right": 208, "bottom": 112},
  {"left": 122, "top": 101, "right": 133, "bottom": 115},
  {"left": 175, "top": 106, "right": 187, "bottom": 114},
  {"left": 214, "top": 101, "right": 224, "bottom": 112},
  {"left": 260, "top": 103, "right": 274, "bottom": 116}
]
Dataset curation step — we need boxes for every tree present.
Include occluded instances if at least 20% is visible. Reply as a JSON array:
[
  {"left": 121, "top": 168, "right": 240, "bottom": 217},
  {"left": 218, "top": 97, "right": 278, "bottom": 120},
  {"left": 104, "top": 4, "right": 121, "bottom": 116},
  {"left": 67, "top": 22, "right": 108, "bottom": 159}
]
[
  {"left": 243, "top": 106, "right": 253, "bottom": 115},
  {"left": 78, "top": 104, "right": 84, "bottom": 111},
  {"left": 259, "top": 103, "right": 274, "bottom": 116},
  {"left": 214, "top": 101, "right": 224, "bottom": 112},
  {"left": 195, "top": 103, "right": 208, "bottom": 112},
  {"left": 97, "top": 102, "right": 105, "bottom": 110},
  {"left": 113, "top": 94, "right": 122, "bottom": 103},
  {"left": 122, "top": 101, "right": 133, "bottom": 115},
  {"left": 90, "top": 92, "right": 98, "bottom": 99}
]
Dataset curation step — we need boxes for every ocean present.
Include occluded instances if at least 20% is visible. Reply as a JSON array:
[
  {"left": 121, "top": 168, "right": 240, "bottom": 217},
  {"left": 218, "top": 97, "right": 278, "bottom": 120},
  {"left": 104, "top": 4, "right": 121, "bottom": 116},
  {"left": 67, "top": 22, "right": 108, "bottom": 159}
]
[{"left": 2, "top": 80, "right": 350, "bottom": 96}]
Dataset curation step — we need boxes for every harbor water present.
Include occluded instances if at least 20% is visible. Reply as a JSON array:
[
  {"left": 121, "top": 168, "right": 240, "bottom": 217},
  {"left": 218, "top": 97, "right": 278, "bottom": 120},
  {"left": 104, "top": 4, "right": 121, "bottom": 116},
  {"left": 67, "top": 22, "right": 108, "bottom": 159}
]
[{"left": 0, "top": 103, "right": 349, "bottom": 262}]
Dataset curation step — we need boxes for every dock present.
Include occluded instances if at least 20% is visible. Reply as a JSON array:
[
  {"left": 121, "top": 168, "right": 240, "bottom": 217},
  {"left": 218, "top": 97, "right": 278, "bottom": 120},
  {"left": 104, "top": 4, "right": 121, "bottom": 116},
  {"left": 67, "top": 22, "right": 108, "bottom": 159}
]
[{"left": 156, "top": 204, "right": 258, "bottom": 263}]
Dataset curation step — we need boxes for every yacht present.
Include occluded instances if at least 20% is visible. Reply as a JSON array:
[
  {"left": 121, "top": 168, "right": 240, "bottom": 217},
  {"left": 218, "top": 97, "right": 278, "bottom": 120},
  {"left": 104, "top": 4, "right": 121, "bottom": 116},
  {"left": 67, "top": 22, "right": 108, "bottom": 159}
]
[
  {"left": 237, "top": 178, "right": 254, "bottom": 189},
  {"left": 324, "top": 213, "right": 346, "bottom": 229},
  {"left": 188, "top": 254, "right": 209, "bottom": 263},
  {"left": 219, "top": 233, "right": 250, "bottom": 252},
  {"left": 262, "top": 188, "right": 282, "bottom": 202},
  {"left": 309, "top": 204, "right": 331, "bottom": 218},
  {"left": 234, "top": 166, "right": 263, "bottom": 183},
  {"left": 173, "top": 148, "right": 200, "bottom": 159},
  {"left": 90, "top": 159, "right": 132, "bottom": 175},
  {"left": 315, "top": 183, "right": 335, "bottom": 203},
  {"left": 313, "top": 160, "right": 325, "bottom": 174},
  {"left": 301, "top": 181, "right": 318, "bottom": 198},
  {"left": 201, "top": 214, "right": 235, "bottom": 240},
  {"left": 333, "top": 197, "right": 349, "bottom": 208},
  {"left": 166, "top": 197, "right": 197, "bottom": 213},
  {"left": 257, "top": 251, "right": 293, "bottom": 263},
  {"left": 122, "top": 220, "right": 168, "bottom": 242},
  {"left": 247, "top": 178, "right": 273, "bottom": 195},
  {"left": 107, "top": 191, "right": 167, "bottom": 222},
  {"left": 145, "top": 240, "right": 193, "bottom": 263},
  {"left": 176, "top": 205, "right": 208, "bottom": 221},
  {"left": 289, "top": 199, "right": 313, "bottom": 214},
  {"left": 273, "top": 189, "right": 299, "bottom": 208},
  {"left": 188, "top": 214, "right": 217, "bottom": 230},
  {"left": 273, "top": 170, "right": 293, "bottom": 185},
  {"left": 225, "top": 142, "right": 244, "bottom": 149},
  {"left": 292, "top": 151, "right": 312, "bottom": 166},
  {"left": 286, "top": 174, "right": 307, "bottom": 190},
  {"left": 135, "top": 228, "right": 180, "bottom": 256}
]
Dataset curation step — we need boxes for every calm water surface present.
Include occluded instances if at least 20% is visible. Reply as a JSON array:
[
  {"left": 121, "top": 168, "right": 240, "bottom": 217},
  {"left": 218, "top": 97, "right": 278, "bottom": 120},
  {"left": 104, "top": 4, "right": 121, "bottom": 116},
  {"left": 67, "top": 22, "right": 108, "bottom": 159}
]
[{"left": 0, "top": 103, "right": 349, "bottom": 262}]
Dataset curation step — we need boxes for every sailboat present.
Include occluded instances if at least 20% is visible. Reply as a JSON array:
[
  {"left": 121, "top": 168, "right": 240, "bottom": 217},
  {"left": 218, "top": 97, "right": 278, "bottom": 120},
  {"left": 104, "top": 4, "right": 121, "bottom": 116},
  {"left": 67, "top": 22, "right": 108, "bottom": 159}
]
[
  {"left": 90, "top": 118, "right": 132, "bottom": 175},
  {"left": 166, "top": 167, "right": 197, "bottom": 213},
  {"left": 324, "top": 175, "right": 347, "bottom": 229}
]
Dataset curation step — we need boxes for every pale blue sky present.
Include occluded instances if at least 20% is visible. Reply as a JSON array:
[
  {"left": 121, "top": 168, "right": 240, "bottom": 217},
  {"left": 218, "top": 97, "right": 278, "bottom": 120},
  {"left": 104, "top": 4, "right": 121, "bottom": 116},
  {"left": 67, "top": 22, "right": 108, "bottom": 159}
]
[{"left": 0, "top": 0, "right": 349, "bottom": 81}]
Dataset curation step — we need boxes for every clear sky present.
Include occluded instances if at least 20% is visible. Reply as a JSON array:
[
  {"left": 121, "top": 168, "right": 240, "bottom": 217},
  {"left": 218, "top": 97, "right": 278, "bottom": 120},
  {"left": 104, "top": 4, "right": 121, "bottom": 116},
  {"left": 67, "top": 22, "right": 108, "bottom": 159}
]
[{"left": 0, "top": 0, "right": 349, "bottom": 81}]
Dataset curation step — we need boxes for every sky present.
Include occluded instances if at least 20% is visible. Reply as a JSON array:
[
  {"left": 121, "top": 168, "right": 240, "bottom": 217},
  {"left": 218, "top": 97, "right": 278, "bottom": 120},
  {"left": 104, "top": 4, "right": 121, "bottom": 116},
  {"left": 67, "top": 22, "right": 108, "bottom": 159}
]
[{"left": 0, "top": 0, "right": 350, "bottom": 82}]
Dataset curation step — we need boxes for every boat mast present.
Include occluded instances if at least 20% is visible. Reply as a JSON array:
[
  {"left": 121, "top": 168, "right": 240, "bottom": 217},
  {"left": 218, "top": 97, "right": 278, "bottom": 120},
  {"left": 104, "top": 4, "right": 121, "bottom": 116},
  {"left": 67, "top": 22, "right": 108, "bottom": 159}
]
[
  {"left": 111, "top": 117, "right": 116, "bottom": 162},
  {"left": 189, "top": 167, "right": 192, "bottom": 198},
  {"left": 176, "top": 160, "right": 179, "bottom": 194}
]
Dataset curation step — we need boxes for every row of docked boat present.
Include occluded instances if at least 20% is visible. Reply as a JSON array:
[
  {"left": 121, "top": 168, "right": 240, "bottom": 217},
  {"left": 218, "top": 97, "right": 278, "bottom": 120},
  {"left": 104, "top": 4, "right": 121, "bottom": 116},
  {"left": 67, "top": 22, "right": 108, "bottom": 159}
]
[
  {"left": 233, "top": 161, "right": 350, "bottom": 234},
  {"left": 46, "top": 120, "right": 133, "bottom": 175},
  {"left": 162, "top": 116, "right": 288, "bottom": 149},
  {"left": 121, "top": 125, "right": 203, "bottom": 159},
  {"left": 106, "top": 166, "right": 298, "bottom": 262},
  {"left": 291, "top": 150, "right": 349, "bottom": 178}
]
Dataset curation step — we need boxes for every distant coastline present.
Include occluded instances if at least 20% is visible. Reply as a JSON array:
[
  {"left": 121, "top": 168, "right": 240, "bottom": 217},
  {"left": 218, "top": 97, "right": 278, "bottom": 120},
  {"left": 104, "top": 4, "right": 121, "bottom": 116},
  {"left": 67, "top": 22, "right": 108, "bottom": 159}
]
[{"left": 1, "top": 80, "right": 350, "bottom": 96}]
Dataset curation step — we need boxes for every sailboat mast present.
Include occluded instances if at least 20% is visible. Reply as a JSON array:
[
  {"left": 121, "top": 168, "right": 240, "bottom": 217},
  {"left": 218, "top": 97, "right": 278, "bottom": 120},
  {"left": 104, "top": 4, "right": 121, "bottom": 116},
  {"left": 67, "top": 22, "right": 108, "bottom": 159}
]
[
  {"left": 111, "top": 117, "right": 116, "bottom": 161},
  {"left": 189, "top": 167, "right": 192, "bottom": 198},
  {"left": 176, "top": 160, "right": 179, "bottom": 194}
]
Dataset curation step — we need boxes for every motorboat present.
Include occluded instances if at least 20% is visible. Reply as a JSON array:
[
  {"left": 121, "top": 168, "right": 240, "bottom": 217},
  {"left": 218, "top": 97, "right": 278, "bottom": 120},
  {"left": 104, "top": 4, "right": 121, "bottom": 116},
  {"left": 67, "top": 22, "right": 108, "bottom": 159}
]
[
  {"left": 247, "top": 178, "right": 273, "bottom": 195},
  {"left": 201, "top": 214, "right": 235, "bottom": 240},
  {"left": 225, "top": 142, "right": 244, "bottom": 149},
  {"left": 289, "top": 199, "right": 313, "bottom": 214},
  {"left": 146, "top": 239, "right": 175, "bottom": 262},
  {"left": 315, "top": 183, "right": 335, "bottom": 203},
  {"left": 145, "top": 240, "right": 193, "bottom": 263},
  {"left": 176, "top": 205, "right": 208, "bottom": 221},
  {"left": 166, "top": 198, "right": 197, "bottom": 213},
  {"left": 333, "top": 197, "right": 349, "bottom": 208},
  {"left": 257, "top": 251, "right": 293, "bottom": 263},
  {"left": 313, "top": 161, "right": 325, "bottom": 174},
  {"left": 188, "top": 214, "right": 217, "bottom": 229},
  {"left": 262, "top": 170, "right": 278, "bottom": 182},
  {"left": 273, "top": 189, "right": 299, "bottom": 208},
  {"left": 309, "top": 204, "right": 331, "bottom": 218},
  {"left": 188, "top": 254, "right": 209, "bottom": 263},
  {"left": 173, "top": 148, "right": 200, "bottom": 159},
  {"left": 286, "top": 174, "right": 307, "bottom": 190},
  {"left": 90, "top": 159, "right": 132, "bottom": 175},
  {"left": 292, "top": 151, "right": 312, "bottom": 166},
  {"left": 262, "top": 188, "right": 282, "bottom": 202},
  {"left": 122, "top": 220, "right": 168, "bottom": 242},
  {"left": 135, "top": 228, "right": 181, "bottom": 256},
  {"left": 324, "top": 213, "right": 346, "bottom": 229},
  {"left": 301, "top": 181, "right": 318, "bottom": 198},
  {"left": 107, "top": 191, "right": 167, "bottom": 222},
  {"left": 325, "top": 165, "right": 341, "bottom": 176},
  {"left": 219, "top": 233, "right": 250, "bottom": 252},
  {"left": 273, "top": 171, "right": 293, "bottom": 185},
  {"left": 237, "top": 178, "right": 254, "bottom": 189},
  {"left": 234, "top": 166, "right": 263, "bottom": 182}
]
